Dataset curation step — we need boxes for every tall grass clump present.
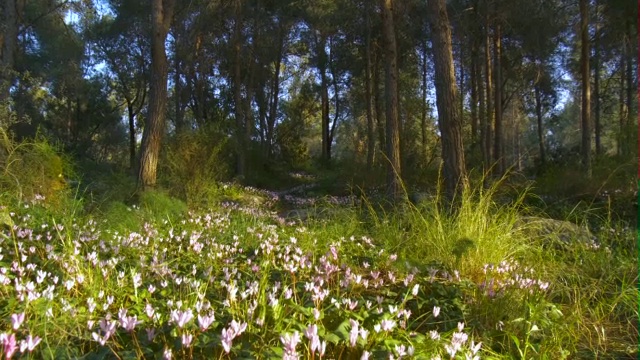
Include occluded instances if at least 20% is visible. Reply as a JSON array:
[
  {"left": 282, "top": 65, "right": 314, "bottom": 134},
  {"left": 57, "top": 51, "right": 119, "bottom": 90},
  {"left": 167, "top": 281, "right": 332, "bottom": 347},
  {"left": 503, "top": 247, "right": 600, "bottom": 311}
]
[
  {"left": 161, "top": 126, "right": 232, "bottom": 207},
  {"left": 361, "top": 172, "right": 532, "bottom": 280}
]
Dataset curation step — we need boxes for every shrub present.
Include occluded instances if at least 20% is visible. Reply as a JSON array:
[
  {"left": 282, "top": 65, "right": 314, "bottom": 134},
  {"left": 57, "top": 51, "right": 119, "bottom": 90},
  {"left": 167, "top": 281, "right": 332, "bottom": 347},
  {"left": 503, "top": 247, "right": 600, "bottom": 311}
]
[{"left": 160, "top": 126, "right": 232, "bottom": 207}]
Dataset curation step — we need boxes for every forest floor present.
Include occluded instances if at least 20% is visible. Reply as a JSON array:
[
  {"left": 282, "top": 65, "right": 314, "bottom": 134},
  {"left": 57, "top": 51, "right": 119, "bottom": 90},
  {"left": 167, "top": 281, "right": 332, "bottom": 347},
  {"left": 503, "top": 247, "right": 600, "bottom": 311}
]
[{"left": 0, "top": 168, "right": 637, "bottom": 359}]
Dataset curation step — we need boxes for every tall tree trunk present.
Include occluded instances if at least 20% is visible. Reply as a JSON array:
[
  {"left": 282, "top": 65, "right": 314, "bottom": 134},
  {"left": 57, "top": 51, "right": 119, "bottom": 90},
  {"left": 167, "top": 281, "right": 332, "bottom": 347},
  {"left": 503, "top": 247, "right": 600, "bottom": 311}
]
[
  {"left": 373, "top": 47, "right": 385, "bottom": 154},
  {"left": 427, "top": 0, "right": 467, "bottom": 201},
  {"left": 458, "top": 42, "right": 465, "bottom": 128},
  {"left": 267, "top": 28, "right": 284, "bottom": 159},
  {"left": 380, "top": 0, "right": 403, "bottom": 202},
  {"left": 624, "top": 21, "right": 632, "bottom": 158},
  {"left": 233, "top": 0, "right": 246, "bottom": 178},
  {"left": 317, "top": 34, "right": 331, "bottom": 164},
  {"left": 138, "top": 0, "right": 175, "bottom": 189},
  {"left": 174, "top": 51, "right": 184, "bottom": 133},
  {"left": 421, "top": 40, "right": 429, "bottom": 161},
  {"left": 470, "top": 42, "right": 478, "bottom": 143},
  {"left": 593, "top": 0, "right": 601, "bottom": 155},
  {"left": 128, "top": 102, "right": 136, "bottom": 170},
  {"left": 579, "top": 0, "right": 591, "bottom": 177},
  {"left": 483, "top": 11, "right": 493, "bottom": 170},
  {"left": 534, "top": 84, "right": 546, "bottom": 166},
  {"left": 618, "top": 42, "right": 626, "bottom": 157},
  {"left": 365, "top": 0, "right": 375, "bottom": 170},
  {"left": 493, "top": 21, "right": 503, "bottom": 176}
]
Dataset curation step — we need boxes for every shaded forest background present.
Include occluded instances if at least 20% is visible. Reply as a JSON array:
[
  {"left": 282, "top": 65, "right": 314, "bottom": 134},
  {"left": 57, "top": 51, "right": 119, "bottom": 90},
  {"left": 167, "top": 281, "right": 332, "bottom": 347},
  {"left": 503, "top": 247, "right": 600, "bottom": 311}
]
[{"left": 0, "top": 0, "right": 637, "bottom": 206}]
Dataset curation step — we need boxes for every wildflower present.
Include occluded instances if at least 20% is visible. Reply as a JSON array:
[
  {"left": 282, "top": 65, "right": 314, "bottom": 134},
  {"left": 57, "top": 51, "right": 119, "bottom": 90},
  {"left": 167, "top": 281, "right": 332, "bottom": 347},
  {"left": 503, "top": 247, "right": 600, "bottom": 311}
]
[
  {"left": 145, "top": 303, "right": 155, "bottom": 319},
  {"left": 280, "top": 331, "right": 301, "bottom": 359},
  {"left": 349, "top": 319, "right": 359, "bottom": 347},
  {"left": 221, "top": 328, "right": 234, "bottom": 353},
  {"left": 359, "top": 328, "right": 369, "bottom": 342},
  {"left": 2, "top": 333, "right": 17, "bottom": 359},
  {"left": 181, "top": 333, "right": 193, "bottom": 348},
  {"left": 433, "top": 306, "right": 441, "bottom": 318},
  {"left": 197, "top": 312, "right": 215, "bottom": 331},
  {"left": 470, "top": 340, "right": 482, "bottom": 354},
  {"left": 120, "top": 314, "right": 141, "bottom": 332},
  {"left": 146, "top": 328, "right": 156, "bottom": 341},
  {"left": 380, "top": 319, "right": 396, "bottom": 331},
  {"left": 394, "top": 344, "right": 407, "bottom": 357},
  {"left": 11, "top": 313, "right": 25, "bottom": 330},
  {"left": 163, "top": 347, "right": 172, "bottom": 360},
  {"left": 411, "top": 284, "right": 420, "bottom": 296},
  {"left": 19, "top": 335, "right": 41, "bottom": 353},
  {"left": 361, "top": 351, "right": 371, "bottom": 360},
  {"left": 171, "top": 309, "right": 194, "bottom": 329},
  {"left": 429, "top": 330, "right": 440, "bottom": 340}
]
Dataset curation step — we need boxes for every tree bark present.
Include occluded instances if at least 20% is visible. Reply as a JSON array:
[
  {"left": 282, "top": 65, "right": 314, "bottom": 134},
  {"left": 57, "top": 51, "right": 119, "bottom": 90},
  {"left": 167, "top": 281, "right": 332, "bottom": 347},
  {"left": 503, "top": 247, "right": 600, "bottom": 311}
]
[
  {"left": 317, "top": 34, "right": 331, "bottom": 164},
  {"left": 421, "top": 40, "right": 429, "bottom": 161},
  {"left": 470, "top": 41, "right": 478, "bottom": 143},
  {"left": 266, "top": 26, "right": 285, "bottom": 159},
  {"left": 380, "top": 0, "right": 403, "bottom": 202},
  {"left": 579, "top": 0, "right": 591, "bottom": 177},
  {"left": 534, "top": 84, "right": 545, "bottom": 165},
  {"left": 138, "top": 0, "right": 175, "bottom": 189},
  {"left": 427, "top": 0, "right": 467, "bottom": 201},
  {"left": 493, "top": 21, "right": 503, "bottom": 176},
  {"left": 233, "top": 0, "right": 246, "bottom": 178},
  {"left": 617, "top": 40, "right": 626, "bottom": 157},
  {"left": 365, "top": 0, "right": 375, "bottom": 170},
  {"left": 593, "top": 0, "right": 601, "bottom": 155},
  {"left": 483, "top": 9, "right": 493, "bottom": 170},
  {"left": 624, "top": 20, "right": 632, "bottom": 158}
]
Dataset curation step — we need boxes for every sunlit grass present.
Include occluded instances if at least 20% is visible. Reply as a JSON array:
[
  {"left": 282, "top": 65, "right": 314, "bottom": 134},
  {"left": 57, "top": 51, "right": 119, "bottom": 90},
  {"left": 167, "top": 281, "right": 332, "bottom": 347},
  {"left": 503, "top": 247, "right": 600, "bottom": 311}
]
[{"left": 0, "top": 176, "right": 636, "bottom": 359}]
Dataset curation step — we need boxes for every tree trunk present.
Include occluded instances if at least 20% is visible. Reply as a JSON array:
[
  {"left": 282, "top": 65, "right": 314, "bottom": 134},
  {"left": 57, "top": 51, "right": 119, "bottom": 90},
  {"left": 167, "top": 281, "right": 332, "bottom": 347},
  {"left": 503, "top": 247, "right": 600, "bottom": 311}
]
[
  {"left": 317, "top": 34, "right": 331, "bottom": 164},
  {"left": 427, "top": 0, "right": 467, "bottom": 201},
  {"left": 617, "top": 41, "right": 625, "bottom": 157},
  {"left": 233, "top": 0, "right": 246, "bottom": 178},
  {"left": 128, "top": 102, "right": 136, "bottom": 170},
  {"left": 624, "top": 21, "right": 632, "bottom": 158},
  {"left": 421, "top": 40, "right": 429, "bottom": 161},
  {"left": 470, "top": 41, "right": 478, "bottom": 143},
  {"left": 174, "top": 51, "right": 184, "bottom": 133},
  {"left": 365, "top": 0, "right": 375, "bottom": 170},
  {"left": 493, "top": 21, "right": 503, "bottom": 176},
  {"left": 593, "top": 0, "right": 601, "bottom": 155},
  {"left": 138, "top": 0, "right": 175, "bottom": 189},
  {"left": 534, "top": 85, "right": 545, "bottom": 166},
  {"left": 483, "top": 10, "right": 493, "bottom": 170},
  {"left": 380, "top": 0, "right": 403, "bottom": 202},
  {"left": 579, "top": 0, "right": 591, "bottom": 177},
  {"left": 267, "top": 28, "right": 285, "bottom": 159},
  {"left": 373, "top": 47, "right": 385, "bottom": 154}
]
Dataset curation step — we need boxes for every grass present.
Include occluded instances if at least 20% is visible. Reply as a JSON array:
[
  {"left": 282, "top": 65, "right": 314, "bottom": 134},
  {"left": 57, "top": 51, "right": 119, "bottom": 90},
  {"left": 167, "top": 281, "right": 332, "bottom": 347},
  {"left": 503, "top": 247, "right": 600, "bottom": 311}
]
[{"left": 0, "top": 136, "right": 636, "bottom": 359}]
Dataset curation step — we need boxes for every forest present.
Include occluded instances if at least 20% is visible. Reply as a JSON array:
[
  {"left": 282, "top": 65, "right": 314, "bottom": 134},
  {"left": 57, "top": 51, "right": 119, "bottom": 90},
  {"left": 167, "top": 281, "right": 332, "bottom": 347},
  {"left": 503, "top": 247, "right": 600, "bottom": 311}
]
[{"left": 0, "top": 0, "right": 637, "bottom": 359}]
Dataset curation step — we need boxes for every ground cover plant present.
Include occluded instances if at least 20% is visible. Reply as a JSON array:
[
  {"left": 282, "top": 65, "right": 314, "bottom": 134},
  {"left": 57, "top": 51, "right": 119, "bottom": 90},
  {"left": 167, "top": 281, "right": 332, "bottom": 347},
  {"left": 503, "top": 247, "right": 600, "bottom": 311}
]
[{"left": 0, "top": 172, "right": 636, "bottom": 359}]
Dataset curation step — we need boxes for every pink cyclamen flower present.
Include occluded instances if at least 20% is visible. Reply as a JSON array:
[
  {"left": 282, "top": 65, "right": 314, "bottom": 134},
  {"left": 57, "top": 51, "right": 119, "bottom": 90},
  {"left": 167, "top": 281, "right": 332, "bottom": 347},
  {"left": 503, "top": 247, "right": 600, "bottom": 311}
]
[
  {"left": 19, "top": 335, "right": 41, "bottom": 353},
  {"left": 3, "top": 333, "right": 17, "bottom": 359},
  {"left": 171, "top": 309, "right": 194, "bottom": 329},
  {"left": 349, "top": 319, "right": 359, "bottom": 347},
  {"left": 433, "top": 306, "right": 441, "bottom": 318},
  {"left": 181, "top": 333, "right": 193, "bottom": 348},
  {"left": 197, "top": 313, "right": 215, "bottom": 331},
  {"left": 221, "top": 328, "right": 234, "bottom": 353},
  {"left": 11, "top": 313, "right": 25, "bottom": 330},
  {"left": 380, "top": 319, "right": 396, "bottom": 331},
  {"left": 280, "top": 331, "right": 301, "bottom": 358}
]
